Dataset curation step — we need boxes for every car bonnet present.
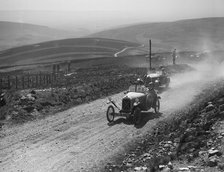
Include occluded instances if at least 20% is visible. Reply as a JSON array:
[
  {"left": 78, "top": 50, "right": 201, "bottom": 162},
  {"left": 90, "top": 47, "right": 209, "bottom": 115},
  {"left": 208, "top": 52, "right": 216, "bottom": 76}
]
[
  {"left": 147, "top": 73, "right": 161, "bottom": 78},
  {"left": 124, "top": 92, "right": 145, "bottom": 99}
]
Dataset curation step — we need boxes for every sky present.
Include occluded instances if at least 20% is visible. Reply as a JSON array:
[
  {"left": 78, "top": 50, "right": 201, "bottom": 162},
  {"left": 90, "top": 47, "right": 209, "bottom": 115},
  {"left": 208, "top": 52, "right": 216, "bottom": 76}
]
[{"left": 0, "top": 0, "right": 224, "bottom": 32}]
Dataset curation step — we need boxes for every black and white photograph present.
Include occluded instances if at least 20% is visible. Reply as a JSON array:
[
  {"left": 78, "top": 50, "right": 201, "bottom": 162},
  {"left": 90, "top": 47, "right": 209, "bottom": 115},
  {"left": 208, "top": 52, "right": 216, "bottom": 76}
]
[{"left": 0, "top": 0, "right": 224, "bottom": 171}]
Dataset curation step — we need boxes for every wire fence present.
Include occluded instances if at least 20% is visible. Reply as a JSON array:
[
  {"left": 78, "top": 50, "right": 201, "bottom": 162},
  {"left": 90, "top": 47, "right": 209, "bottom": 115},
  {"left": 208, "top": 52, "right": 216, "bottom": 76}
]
[
  {"left": 0, "top": 67, "right": 147, "bottom": 91},
  {"left": 0, "top": 72, "right": 72, "bottom": 90}
]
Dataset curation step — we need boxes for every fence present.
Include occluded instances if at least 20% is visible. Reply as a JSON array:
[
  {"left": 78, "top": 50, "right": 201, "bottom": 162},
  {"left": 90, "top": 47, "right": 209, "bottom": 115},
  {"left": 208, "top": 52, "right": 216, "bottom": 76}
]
[
  {"left": 0, "top": 72, "right": 70, "bottom": 90},
  {"left": 0, "top": 67, "right": 147, "bottom": 91}
]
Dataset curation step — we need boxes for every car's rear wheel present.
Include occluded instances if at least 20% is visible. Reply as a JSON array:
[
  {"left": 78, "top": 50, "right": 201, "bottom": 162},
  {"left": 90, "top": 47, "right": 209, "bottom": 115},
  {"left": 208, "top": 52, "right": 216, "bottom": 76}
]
[
  {"left": 133, "top": 107, "right": 141, "bottom": 125},
  {"left": 106, "top": 105, "right": 115, "bottom": 122},
  {"left": 165, "top": 82, "right": 169, "bottom": 88},
  {"left": 126, "top": 114, "right": 132, "bottom": 121},
  {"left": 165, "top": 78, "right": 170, "bottom": 88},
  {"left": 154, "top": 99, "right": 160, "bottom": 114}
]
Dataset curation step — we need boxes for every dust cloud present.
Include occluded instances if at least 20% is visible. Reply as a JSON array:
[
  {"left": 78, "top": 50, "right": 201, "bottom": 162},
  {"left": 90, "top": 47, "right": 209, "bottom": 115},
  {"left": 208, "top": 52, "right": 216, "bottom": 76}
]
[
  {"left": 171, "top": 57, "right": 224, "bottom": 88},
  {"left": 161, "top": 57, "right": 224, "bottom": 112}
]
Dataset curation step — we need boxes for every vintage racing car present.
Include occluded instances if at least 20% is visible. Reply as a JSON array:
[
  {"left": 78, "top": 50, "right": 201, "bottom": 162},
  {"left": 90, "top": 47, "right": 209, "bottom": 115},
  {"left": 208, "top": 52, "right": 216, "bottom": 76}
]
[
  {"left": 106, "top": 79, "right": 160, "bottom": 125},
  {"left": 144, "top": 69, "right": 170, "bottom": 89}
]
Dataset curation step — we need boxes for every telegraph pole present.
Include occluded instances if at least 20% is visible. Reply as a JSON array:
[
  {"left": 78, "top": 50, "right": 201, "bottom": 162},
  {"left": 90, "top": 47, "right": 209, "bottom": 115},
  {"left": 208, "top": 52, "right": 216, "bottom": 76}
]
[{"left": 149, "top": 39, "right": 152, "bottom": 71}]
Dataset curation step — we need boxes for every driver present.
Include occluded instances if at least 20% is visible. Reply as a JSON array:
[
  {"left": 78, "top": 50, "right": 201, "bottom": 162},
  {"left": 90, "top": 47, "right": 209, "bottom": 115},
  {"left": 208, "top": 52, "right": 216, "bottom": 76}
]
[
  {"left": 136, "top": 78, "right": 148, "bottom": 93},
  {"left": 136, "top": 78, "right": 144, "bottom": 85},
  {"left": 161, "top": 68, "right": 167, "bottom": 76}
]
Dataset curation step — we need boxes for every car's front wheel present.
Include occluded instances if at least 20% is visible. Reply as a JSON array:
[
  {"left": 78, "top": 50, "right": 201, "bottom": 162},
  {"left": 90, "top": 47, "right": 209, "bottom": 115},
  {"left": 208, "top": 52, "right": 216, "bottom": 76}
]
[
  {"left": 154, "top": 99, "right": 160, "bottom": 114},
  {"left": 133, "top": 107, "right": 141, "bottom": 125},
  {"left": 106, "top": 105, "right": 115, "bottom": 122},
  {"left": 165, "top": 78, "right": 170, "bottom": 88}
]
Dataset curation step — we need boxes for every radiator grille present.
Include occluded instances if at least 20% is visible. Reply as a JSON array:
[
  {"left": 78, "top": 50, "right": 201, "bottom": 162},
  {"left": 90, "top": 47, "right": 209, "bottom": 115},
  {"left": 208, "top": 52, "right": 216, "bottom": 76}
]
[{"left": 122, "top": 98, "right": 131, "bottom": 112}]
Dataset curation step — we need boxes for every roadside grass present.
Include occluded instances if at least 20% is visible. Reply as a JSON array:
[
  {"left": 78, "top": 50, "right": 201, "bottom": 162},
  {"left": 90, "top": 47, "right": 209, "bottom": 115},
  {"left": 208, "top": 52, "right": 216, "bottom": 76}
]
[{"left": 107, "top": 79, "right": 224, "bottom": 172}]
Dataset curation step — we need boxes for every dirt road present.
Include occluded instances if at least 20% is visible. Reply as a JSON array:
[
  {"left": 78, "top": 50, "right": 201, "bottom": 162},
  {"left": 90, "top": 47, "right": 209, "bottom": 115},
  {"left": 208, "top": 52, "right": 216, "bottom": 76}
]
[{"left": 0, "top": 68, "right": 217, "bottom": 172}]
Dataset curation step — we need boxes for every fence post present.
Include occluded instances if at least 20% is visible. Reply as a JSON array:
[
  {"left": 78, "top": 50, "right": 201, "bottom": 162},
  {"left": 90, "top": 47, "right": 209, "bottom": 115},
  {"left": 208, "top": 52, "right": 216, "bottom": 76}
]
[
  {"left": 42, "top": 74, "right": 45, "bottom": 87},
  {"left": 54, "top": 73, "right": 56, "bottom": 85},
  {"left": 32, "top": 75, "right": 34, "bottom": 88},
  {"left": 45, "top": 74, "right": 48, "bottom": 86},
  {"left": 27, "top": 73, "right": 30, "bottom": 88},
  {"left": 49, "top": 74, "right": 51, "bottom": 85},
  {"left": 15, "top": 76, "right": 18, "bottom": 89},
  {"left": 66, "top": 76, "right": 68, "bottom": 88},
  {"left": 42, "top": 74, "right": 45, "bottom": 86},
  {"left": 55, "top": 73, "right": 57, "bottom": 87},
  {"left": 30, "top": 75, "right": 32, "bottom": 88},
  {"left": 22, "top": 75, "right": 25, "bottom": 89},
  {"left": 39, "top": 72, "right": 42, "bottom": 88},
  {"left": 45, "top": 74, "right": 47, "bottom": 85},
  {"left": 7, "top": 75, "right": 10, "bottom": 89},
  {"left": 0, "top": 78, "right": 2, "bottom": 90},
  {"left": 47, "top": 74, "right": 50, "bottom": 86},
  {"left": 36, "top": 74, "right": 38, "bottom": 87},
  {"left": 45, "top": 74, "right": 47, "bottom": 86}
]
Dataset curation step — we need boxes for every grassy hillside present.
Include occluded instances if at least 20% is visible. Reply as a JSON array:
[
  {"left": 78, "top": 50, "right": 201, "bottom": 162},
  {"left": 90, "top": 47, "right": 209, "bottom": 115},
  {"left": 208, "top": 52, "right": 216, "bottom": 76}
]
[
  {"left": 0, "top": 37, "right": 140, "bottom": 67},
  {"left": 0, "top": 21, "right": 77, "bottom": 51},
  {"left": 90, "top": 18, "right": 224, "bottom": 52}
]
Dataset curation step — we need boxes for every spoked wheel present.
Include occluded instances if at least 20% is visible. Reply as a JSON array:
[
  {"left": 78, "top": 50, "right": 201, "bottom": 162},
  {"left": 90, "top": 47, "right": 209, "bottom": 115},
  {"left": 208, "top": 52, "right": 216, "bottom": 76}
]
[
  {"left": 106, "top": 105, "right": 115, "bottom": 122},
  {"left": 165, "top": 82, "right": 169, "bottom": 88},
  {"left": 165, "top": 78, "right": 170, "bottom": 88},
  {"left": 154, "top": 98, "right": 160, "bottom": 114},
  {"left": 126, "top": 115, "right": 133, "bottom": 122},
  {"left": 133, "top": 107, "right": 141, "bottom": 125}
]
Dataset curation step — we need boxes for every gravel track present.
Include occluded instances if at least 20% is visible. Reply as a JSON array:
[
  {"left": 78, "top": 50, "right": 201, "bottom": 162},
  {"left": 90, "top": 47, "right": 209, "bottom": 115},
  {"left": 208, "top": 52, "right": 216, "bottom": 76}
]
[{"left": 0, "top": 67, "right": 216, "bottom": 172}]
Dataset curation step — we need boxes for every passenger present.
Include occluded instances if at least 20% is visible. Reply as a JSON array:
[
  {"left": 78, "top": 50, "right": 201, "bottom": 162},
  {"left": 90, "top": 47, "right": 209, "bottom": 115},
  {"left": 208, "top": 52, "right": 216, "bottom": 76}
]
[
  {"left": 136, "top": 78, "right": 144, "bottom": 85},
  {"left": 136, "top": 78, "right": 147, "bottom": 93},
  {"left": 172, "top": 49, "right": 177, "bottom": 65},
  {"left": 150, "top": 68, "right": 156, "bottom": 73},
  {"left": 161, "top": 68, "right": 167, "bottom": 76}
]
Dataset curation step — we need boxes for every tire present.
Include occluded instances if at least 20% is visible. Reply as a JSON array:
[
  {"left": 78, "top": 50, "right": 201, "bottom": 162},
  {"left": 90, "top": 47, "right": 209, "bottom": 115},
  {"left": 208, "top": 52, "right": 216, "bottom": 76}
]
[
  {"left": 154, "top": 99, "right": 160, "bottom": 114},
  {"left": 133, "top": 107, "right": 141, "bottom": 125},
  {"left": 165, "top": 82, "right": 169, "bottom": 88},
  {"left": 165, "top": 78, "right": 170, "bottom": 88},
  {"left": 126, "top": 115, "right": 132, "bottom": 122},
  {"left": 106, "top": 105, "right": 115, "bottom": 122}
]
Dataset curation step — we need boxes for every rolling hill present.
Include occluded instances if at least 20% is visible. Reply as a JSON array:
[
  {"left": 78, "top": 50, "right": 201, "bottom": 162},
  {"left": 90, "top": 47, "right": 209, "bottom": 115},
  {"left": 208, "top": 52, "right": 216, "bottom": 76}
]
[
  {"left": 90, "top": 17, "right": 224, "bottom": 52},
  {"left": 0, "top": 21, "right": 79, "bottom": 51},
  {"left": 0, "top": 38, "right": 140, "bottom": 67}
]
